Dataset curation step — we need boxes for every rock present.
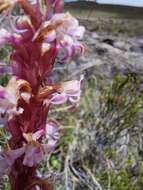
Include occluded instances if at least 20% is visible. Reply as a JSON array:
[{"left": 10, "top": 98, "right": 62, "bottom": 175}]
[
  {"left": 130, "top": 45, "right": 143, "bottom": 53},
  {"left": 102, "top": 38, "right": 114, "bottom": 46},
  {"left": 114, "top": 41, "right": 130, "bottom": 51},
  {"left": 91, "top": 32, "right": 99, "bottom": 39}
]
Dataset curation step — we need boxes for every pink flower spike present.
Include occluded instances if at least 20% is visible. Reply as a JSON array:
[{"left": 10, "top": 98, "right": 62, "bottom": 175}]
[{"left": 0, "top": 0, "right": 85, "bottom": 182}]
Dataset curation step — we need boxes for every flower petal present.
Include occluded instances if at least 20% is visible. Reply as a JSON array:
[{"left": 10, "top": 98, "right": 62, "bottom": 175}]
[
  {"left": 0, "top": 147, "right": 25, "bottom": 177},
  {"left": 23, "top": 143, "right": 44, "bottom": 167},
  {"left": 50, "top": 93, "right": 67, "bottom": 105},
  {"left": 46, "top": 120, "right": 60, "bottom": 141},
  {"left": 32, "top": 129, "right": 45, "bottom": 141},
  {"left": 61, "top": 80, "right": 81, "bottom": 96},
  {"left": 44, "top": 120, "right": 60, "bottom": 153},
  {"left": 43, "top": 140, "right": 57, "bottom": 153},
  {"left": 68, "top": 26, "right": 85, "bottom": 39},
  {"left": 45, "top": 29, "right": 56, "bottom": 42}
]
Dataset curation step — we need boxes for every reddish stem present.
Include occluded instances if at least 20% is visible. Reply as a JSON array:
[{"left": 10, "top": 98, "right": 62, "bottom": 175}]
[
  {"left": 9, "top": 160, "right": 37, "bottom": 190},
  {"left": 9, "top": 162, "right": 53, "bottom": 190}
]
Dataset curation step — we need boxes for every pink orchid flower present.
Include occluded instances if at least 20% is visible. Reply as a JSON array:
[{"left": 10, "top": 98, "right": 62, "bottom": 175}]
[
  {"left": 0, "top": 122, "right": 60, "bottom": 173},
  {"left": 0, "top": 76, "right": 31, "bottom": 120},
  {"left": 51, "top": 76, "right": 83, "bottom": 105},
  {"left": 22, "top": 123, "right": 60, "bottom": 167},
  {"left": 19, "top": 122, "right": 60, "bottom": 166},
  {"left": 33, "top": 12, "right": 85, "bottom": 61},
  {"left": 0, "top": 142, "right": 43, "bottom": 173},
  {"left": 0, "top": 130, "right": 45, "bottom": 169}
]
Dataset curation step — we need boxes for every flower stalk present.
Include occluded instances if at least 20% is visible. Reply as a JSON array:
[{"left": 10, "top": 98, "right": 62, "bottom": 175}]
[{"left": 0, "top": 0, "right": 85, "bottom": 189}]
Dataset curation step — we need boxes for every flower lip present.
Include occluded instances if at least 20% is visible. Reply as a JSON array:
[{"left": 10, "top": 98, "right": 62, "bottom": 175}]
[
  {"left": 46, "top": 120, "right": 60, "bottom": 141},
  {"left": 54, "top": 75, "right": 83, "bottom": 104},
  {"left": 50, "top": 93, "right": 67, "bottom": 105},
  {"left": 42, "top": 76, "right": 83, "bottom": 106},
  {"left": 44, "top": 120, "right": 60, "bottom": 152}
]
